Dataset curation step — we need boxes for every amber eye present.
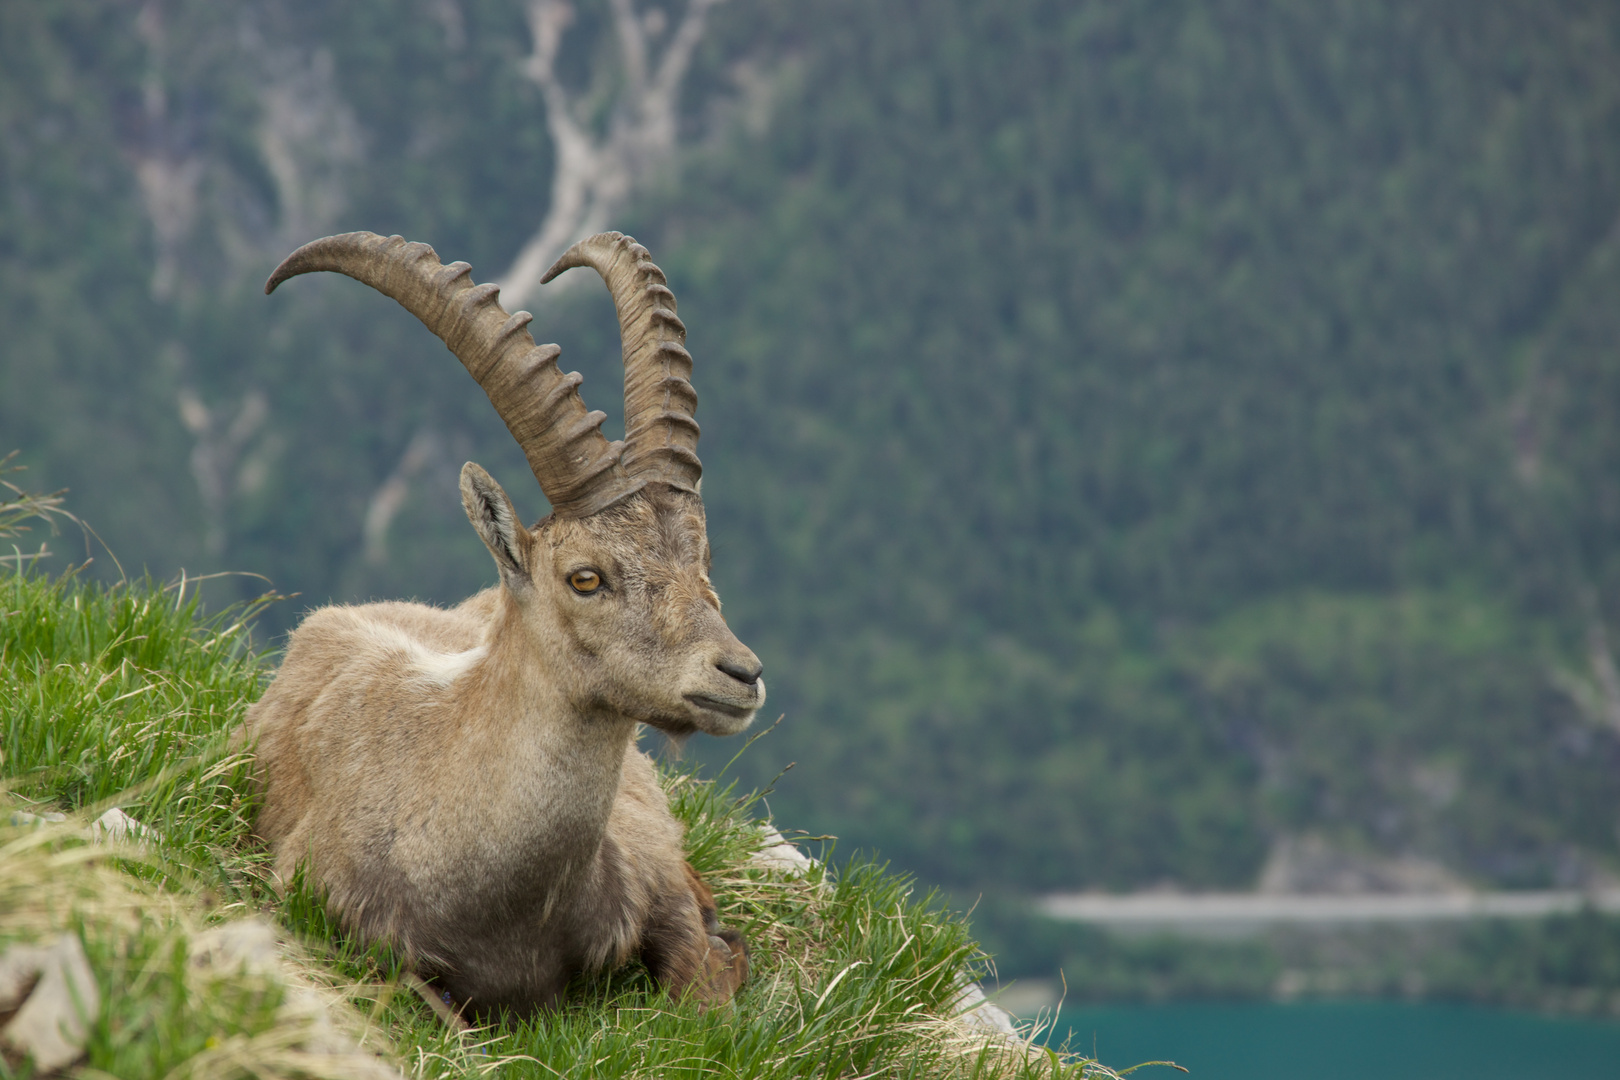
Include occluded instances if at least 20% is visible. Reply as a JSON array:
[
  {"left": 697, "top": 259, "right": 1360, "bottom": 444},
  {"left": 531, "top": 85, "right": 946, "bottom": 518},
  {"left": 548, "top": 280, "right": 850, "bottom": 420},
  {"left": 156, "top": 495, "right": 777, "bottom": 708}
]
[{"left": 568, "top": 569, "right": 603, "bottom": 594}]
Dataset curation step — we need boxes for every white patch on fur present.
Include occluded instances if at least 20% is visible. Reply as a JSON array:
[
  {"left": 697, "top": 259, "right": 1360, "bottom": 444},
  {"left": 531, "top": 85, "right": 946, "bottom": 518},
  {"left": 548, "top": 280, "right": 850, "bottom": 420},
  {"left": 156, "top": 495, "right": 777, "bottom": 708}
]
[
  {"left": 409, "top": 644, "right": 488, "bottom": 688},
  {"left": 356, "top": 619, "right": 487, "bottom": 688}
]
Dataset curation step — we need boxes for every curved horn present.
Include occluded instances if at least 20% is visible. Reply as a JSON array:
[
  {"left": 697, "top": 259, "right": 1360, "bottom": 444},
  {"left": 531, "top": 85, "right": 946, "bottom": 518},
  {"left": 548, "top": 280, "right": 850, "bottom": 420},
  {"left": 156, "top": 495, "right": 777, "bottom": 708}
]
[
  {"left": 265, "top": 232, "right": 624, "bottom": 518},
  {"left": 541, "top": 232, "right": 701, "bottom": 499}
]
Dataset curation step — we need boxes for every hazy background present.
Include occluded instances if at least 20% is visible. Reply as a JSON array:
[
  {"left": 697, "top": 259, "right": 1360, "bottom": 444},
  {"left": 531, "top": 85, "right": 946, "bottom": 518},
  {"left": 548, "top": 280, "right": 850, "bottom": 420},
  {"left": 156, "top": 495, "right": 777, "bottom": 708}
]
[{"left": 5, "top": 0, "right": 1620, "bottom": 1003}]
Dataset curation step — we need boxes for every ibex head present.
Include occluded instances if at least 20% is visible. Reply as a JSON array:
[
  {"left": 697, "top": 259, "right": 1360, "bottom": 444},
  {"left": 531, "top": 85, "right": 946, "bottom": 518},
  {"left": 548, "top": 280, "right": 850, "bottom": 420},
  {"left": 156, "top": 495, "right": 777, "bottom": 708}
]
[{"left": 266, "top": 231, "right": 762, "bottom": 737}]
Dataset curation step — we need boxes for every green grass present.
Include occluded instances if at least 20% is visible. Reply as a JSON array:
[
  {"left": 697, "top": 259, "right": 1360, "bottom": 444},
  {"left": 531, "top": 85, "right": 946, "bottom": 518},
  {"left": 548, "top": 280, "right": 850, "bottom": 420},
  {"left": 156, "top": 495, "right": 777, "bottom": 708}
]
[
  {"left": 0, "top": 565, "right": 269, "bottom": 881},
  {"left": 1, "top": 558, "right": 1122, "bottom": 1079}
]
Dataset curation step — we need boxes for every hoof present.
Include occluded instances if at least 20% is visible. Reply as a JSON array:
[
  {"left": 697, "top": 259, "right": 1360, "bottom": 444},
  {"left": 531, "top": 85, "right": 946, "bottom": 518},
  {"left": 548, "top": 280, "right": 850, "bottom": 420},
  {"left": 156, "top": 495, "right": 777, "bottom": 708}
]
[{"left": 696, "top": 931, "right": 749, "bottom": 1006}]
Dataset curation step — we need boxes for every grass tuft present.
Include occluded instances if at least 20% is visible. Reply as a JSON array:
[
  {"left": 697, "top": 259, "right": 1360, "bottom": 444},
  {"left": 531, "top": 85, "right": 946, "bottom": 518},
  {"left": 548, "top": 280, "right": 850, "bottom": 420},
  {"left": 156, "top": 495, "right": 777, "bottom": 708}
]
[{"left": 0, "top": 451, "right": 71, "bottom": 568}]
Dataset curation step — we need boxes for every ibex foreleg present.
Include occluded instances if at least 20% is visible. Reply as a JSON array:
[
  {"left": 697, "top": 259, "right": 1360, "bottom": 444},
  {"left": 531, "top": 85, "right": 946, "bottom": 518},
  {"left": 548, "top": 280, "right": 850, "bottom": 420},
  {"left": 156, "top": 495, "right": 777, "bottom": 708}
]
[{"left": 640, "top": 862, "right": 749, "bottom": 1006}]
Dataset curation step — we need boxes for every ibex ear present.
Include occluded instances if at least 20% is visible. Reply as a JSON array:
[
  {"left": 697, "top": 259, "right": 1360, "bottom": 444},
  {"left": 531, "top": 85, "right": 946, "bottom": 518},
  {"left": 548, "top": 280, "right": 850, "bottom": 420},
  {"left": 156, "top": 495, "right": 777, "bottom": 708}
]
[{"left": 460, "top": 462, "right": 532, "bottom": 586}]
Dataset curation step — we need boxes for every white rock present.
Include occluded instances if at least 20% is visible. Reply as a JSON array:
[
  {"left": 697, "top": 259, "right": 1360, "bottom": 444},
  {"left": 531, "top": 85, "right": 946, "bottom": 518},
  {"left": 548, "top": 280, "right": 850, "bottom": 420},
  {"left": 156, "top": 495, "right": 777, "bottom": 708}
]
[
  {"left": 188, "top": 919, "right": 282, "bottom": 976},
  {"left": 5, "top": 810, "right": 67, "bottom": 828},
  {"left": 751, "top": 826, "right": 816, "bottom": 875},
  {"left": 0, "top": 933, "right": 100, "bottom": 1072},
  {"left": 90, "top": 808, "right": 153, "bottom": 846},
  {"left": 951, "top": 974, "right": 1022, "bottom": 1038}
]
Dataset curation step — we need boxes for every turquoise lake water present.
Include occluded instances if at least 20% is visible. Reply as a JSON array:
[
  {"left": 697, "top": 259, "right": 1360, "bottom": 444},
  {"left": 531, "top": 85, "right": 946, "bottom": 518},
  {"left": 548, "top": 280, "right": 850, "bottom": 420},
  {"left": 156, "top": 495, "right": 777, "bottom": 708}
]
[{"left": 1048, "top": 1001, "right": 1620, "bottom": 1080}]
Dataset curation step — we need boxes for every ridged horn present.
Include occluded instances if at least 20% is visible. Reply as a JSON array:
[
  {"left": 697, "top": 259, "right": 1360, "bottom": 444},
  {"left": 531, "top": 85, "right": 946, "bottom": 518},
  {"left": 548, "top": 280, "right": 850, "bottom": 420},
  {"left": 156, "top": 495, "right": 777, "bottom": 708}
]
[
  {"left": 264, "top": 231, "right": 625, "bottom": 518},
  {"left": 541, "top": 232, "right": 702, "bottom": 501}
]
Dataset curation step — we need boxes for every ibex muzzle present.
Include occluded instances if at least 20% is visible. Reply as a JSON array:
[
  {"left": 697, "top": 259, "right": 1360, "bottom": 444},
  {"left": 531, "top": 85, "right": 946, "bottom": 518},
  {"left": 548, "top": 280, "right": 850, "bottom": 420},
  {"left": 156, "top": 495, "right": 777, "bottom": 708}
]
[{"left": 242, "top": 232, "right": 759, "bottom": 1018}]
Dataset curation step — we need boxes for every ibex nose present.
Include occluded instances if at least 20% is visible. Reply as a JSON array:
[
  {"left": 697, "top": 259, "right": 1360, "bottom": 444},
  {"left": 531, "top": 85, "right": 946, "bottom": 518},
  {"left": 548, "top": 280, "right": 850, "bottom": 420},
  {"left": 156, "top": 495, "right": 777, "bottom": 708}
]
[{"left": 717, "top": 656, "right": 763, "bottom": 686}]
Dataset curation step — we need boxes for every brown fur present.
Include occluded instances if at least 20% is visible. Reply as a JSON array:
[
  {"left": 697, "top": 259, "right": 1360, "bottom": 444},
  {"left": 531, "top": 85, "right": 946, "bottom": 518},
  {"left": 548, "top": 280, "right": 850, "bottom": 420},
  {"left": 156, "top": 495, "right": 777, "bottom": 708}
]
[{"left": 242, "top": 472, "right": 760, "bottom": 1018}]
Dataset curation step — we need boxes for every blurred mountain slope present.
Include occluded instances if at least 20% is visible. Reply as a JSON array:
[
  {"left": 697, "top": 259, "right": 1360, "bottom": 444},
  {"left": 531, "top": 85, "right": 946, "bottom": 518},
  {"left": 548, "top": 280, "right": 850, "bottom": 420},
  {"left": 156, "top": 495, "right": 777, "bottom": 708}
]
[{"left": 4, "top": 0, "right": 1620, "bottom": 893}]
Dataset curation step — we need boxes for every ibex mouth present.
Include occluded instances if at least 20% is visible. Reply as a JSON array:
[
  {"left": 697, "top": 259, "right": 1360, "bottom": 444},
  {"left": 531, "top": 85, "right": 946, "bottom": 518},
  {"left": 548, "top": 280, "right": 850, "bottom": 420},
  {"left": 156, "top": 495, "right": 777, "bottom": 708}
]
[{"left": 683, "top": 694, "right": 756, "bottom": 720}]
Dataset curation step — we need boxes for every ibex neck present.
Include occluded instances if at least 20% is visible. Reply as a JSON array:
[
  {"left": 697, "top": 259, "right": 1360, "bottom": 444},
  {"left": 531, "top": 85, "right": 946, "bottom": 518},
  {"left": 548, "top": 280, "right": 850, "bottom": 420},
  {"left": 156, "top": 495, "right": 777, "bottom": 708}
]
[{"left": 446, "top": 597, "right": 635, "bottom": 881}]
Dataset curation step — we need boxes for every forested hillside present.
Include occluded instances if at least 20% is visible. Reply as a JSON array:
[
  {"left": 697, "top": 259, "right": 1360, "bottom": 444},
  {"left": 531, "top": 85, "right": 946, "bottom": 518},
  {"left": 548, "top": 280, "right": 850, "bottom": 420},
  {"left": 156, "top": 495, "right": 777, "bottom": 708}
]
[{"left": 5, "top": 0, "right": 1620, "bottom": 896}]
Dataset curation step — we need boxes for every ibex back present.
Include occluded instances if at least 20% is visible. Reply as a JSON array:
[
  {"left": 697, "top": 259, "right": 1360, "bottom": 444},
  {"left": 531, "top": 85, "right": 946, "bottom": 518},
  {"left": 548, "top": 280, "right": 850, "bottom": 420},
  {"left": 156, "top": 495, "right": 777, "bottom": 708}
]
[{"left": 241, "top": 231, "right": 761, "bottom": 1019}]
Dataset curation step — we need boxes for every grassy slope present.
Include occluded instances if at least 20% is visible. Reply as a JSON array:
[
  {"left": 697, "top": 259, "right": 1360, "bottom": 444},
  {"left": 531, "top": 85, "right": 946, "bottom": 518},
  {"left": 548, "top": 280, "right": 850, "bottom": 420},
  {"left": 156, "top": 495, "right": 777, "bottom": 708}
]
[{"left": 0, "top": 563, "right": 1109, "bottom": 1079}]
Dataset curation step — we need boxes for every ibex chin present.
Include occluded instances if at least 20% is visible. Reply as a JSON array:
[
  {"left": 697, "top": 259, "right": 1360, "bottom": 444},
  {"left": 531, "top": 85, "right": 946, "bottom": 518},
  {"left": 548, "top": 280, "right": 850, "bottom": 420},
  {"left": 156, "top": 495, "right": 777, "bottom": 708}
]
[{"left": 241, "top": 231, "right": 762, "bottom": 1019}]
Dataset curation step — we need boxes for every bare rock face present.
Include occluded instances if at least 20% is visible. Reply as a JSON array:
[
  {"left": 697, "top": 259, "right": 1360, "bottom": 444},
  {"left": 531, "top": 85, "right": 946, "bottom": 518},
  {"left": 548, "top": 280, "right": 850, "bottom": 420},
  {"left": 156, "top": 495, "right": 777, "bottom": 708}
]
[{"left": 0, "top": 934, "right": 100, "bottom": 1073}]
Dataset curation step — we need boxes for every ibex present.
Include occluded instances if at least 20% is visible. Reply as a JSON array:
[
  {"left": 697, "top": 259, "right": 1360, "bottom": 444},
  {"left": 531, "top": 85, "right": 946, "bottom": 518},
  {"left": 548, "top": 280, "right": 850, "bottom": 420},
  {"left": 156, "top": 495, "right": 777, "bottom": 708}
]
[{"left": 241, "top": 231, "right": 762, "bottom": 1019}]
